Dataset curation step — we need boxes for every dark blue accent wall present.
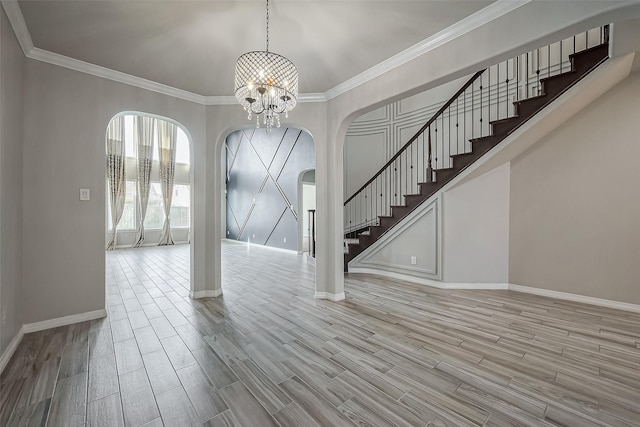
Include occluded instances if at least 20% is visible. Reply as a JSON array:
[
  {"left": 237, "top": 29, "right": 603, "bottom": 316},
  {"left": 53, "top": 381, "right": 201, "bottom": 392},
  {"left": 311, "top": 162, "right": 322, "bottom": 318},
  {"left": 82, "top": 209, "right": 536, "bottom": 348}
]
[{"left": 226, "top": 128, "right": 315, "bottom": 251}]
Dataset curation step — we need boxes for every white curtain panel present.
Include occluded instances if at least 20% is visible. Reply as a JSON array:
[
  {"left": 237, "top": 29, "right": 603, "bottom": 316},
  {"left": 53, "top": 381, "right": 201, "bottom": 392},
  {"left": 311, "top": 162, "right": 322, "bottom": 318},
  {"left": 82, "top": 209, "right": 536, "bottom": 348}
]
[
  {"left": 157, "top": 120, "right": 177, "bottom": 245},
  {"left": 106, "top": 116, "right": 126, "bottom": 250},
  {"left": 133, "top": 116, "right": 155, "bottom": 247}
]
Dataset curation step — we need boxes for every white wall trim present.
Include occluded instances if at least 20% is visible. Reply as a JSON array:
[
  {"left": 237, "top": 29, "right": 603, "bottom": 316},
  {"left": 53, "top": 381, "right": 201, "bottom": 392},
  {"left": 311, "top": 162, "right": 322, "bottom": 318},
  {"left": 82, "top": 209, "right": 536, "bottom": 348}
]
[
  {"left": 509, "top": 284, "right": 640, "bottom": 314},
  {"left": 324, "top": 0, "right": 531, "bottom": 100},
  {"left": 348, "top": 268, "right": 508, "bottom": 290},
  {"left": 190, "top": 289, "right": 223, "bottom": 299},
  {"left": 0, "top": 1, "right": 33, "bottom": 54},
  {"left": 224, "top": 238, "right": 300, "bottom": 255},
  {"left": 29, "top": 47, "right": 207, "bottom": 104},
  {"left": 314, "top": 292, "right": 346, "bottom": 301},
  {"left": 349, "top": 196, "right": 442, "bottom": 280},
  {"left": 22, "top": 309, "right": 107, "bottom": 334},
  {"left": 0, "top": 326, "right": 25, "bottom": 374},
  {"left": 0, "top": 0, "right": 529, "bottom": 105}
]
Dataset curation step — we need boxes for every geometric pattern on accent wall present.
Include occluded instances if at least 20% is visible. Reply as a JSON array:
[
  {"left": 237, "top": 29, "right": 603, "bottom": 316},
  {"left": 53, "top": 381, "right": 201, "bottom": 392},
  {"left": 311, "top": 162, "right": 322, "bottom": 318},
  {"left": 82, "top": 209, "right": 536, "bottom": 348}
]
[{"left": 226, "top": 127, "right": 315, "bottom": 251}]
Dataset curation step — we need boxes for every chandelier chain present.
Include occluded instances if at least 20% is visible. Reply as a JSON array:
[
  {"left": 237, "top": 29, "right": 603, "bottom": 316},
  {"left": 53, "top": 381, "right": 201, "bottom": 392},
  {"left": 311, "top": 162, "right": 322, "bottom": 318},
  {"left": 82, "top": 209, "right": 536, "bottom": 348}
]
[{"left": 266, "top": 0, "right": 269, "bottom": 53}]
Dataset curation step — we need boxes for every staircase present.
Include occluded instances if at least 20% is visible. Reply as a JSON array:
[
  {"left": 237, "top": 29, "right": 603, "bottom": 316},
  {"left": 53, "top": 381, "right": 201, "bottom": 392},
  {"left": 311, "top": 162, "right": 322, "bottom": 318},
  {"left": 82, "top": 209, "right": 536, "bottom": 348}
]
[{"left": 344, "top": 27, "right": 609, "bottom": 271}]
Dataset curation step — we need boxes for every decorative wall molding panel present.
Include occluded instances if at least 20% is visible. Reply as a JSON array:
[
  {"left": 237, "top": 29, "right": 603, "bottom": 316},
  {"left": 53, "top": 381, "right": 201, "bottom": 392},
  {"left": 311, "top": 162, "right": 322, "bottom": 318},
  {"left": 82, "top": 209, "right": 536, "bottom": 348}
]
[
  {"left": 350, "top": 197, "right": 442, "bottom": 280},
  {"left": 226, "top": 128, "right": 315, "bottom": 251}
]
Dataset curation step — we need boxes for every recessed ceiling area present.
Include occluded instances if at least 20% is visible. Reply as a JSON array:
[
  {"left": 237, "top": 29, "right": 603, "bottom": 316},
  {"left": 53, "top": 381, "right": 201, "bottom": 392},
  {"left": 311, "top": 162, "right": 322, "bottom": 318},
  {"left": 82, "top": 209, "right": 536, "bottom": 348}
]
[{"left": 18, "top": 1, "right": 494, "bottom": 96}]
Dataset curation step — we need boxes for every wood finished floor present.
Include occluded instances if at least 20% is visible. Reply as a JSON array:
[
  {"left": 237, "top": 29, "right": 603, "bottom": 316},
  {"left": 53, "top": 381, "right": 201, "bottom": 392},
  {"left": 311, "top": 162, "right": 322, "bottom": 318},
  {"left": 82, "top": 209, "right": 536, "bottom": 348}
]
[{"left": 2, "top": 241, "right": 640, "bottom": 426}]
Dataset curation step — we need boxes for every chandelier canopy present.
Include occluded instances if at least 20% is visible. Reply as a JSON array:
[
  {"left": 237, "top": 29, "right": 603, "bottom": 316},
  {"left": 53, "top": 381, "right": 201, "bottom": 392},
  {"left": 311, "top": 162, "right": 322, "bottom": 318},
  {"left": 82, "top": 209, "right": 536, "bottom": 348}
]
[{"left": 234, "top": 0, "right": 298, "bottom": 132}]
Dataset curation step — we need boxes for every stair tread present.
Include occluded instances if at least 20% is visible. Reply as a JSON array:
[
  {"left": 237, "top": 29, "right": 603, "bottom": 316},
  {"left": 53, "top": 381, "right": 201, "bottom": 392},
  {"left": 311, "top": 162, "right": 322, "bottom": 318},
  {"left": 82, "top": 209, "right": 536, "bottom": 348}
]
[{"left": 450, "top": 151, "right": 477, "bottom": 158}]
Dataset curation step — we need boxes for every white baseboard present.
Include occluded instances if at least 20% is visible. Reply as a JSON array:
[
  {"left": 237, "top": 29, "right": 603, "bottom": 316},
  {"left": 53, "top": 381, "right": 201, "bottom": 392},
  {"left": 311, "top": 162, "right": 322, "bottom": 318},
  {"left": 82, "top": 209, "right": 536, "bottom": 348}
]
[
  {"left": 509, "top": 284, "right": 640, "bottom": 314},
  {"left": 0, "top": 326, "right": 25, "bottom": 374},
  {"left": 223, "top": 239, "right": 298, "bottom": 254},
  {"left": 23, "top": 309, "right": 107, "bottom": 334},
  {"left": 314, "top": 292, "right": 346, "bottom": 301},
  {"left": 190, "top": 289, "right": 223, "bottom": 299},
  {"left": 348, "top": 268, "right": 508, "bottom": 290}
]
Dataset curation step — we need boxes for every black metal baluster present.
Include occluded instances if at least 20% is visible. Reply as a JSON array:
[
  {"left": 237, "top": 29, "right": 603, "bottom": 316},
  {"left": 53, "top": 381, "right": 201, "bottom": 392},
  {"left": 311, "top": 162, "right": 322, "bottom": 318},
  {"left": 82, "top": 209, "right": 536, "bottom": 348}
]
[
  {"left": 536, "top": 48, "right": 540, "bottom": 94},
  {"left": 586, "top": 30, "right": 589, "bottom": 49},
  {"left": 497, "top": 62, "right": 500, "bottom": 120},
  {"left": 427, "top": 126, "right": 433, "bottom": 183},
  {"left": 526, "top": 51, "right": 529, "bottom": 98},
  {"left": 456, "top": 98, "right": 460, "bottom": 155},
  {"left": 434, "top": 121, "right": 438, "bottom": 172},
  {"left": 472, "top": 81, "right": 475, "bottom": 139},
  {"left": 464, "top": 89, "right": 467, "bottom": 151},
  {"left": 516, "top": 56, "right": 519, "bottom": 101},
  {"left": 479, "top": 78, "right": 483, "bottom": 137},
  {"left": 560, "top": 39, "right": 563, "bottom": 74}
]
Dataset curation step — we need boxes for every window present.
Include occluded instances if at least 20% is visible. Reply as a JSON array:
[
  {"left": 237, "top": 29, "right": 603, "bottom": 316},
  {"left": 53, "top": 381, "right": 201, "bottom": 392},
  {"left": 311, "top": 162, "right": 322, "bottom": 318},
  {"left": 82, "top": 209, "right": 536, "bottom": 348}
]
[
  {"left": 142, "top": 183, "right": 190, "bottom": 229},
  {"left": 107, "top": 180, "right": 136, "bottom": 230},
  {"left": 124, "top": 115, "right": 136, "bottom": 158},
  {"left": 107, "top": 113, "right": 191, "bottom": 236},
  {"left": 144, "top": 183, "right": 165, "bottom": 230},
  {"left": 171, "top": 184, "right": 190, "bottom": 228}
]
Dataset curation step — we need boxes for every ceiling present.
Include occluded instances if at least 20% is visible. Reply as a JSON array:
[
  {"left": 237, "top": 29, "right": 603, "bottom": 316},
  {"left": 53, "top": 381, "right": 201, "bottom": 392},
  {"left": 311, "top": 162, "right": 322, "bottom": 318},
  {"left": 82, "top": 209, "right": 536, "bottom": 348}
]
[{"left": 18, "top": 1, "right": 494, "bottom": 96}]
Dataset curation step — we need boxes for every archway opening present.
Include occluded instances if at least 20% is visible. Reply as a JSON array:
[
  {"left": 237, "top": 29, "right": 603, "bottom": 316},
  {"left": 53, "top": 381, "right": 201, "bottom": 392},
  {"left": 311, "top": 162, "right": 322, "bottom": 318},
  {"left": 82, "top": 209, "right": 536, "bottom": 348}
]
[
  {"left": 224, "top": 127, "right": 315, "bottom": 252},
  {"left": 105, "top": 113, "right": 192, "bottom": 249}
]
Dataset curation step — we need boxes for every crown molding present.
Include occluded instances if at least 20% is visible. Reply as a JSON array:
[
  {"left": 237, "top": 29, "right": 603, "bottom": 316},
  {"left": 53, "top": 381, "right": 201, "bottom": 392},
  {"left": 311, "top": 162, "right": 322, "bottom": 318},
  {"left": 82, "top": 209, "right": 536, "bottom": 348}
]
[
  {"left": 1, "top": 0, "right": 33, "bottom": 54},
  {"left": 28, "top": 47, "right": 207, "bottom": 104},
  {"left": 323, "top": 0, "right": 531, "bottom": 101},
  {"left": 2, "top": 0, "right": 529, "bottom": 106}
]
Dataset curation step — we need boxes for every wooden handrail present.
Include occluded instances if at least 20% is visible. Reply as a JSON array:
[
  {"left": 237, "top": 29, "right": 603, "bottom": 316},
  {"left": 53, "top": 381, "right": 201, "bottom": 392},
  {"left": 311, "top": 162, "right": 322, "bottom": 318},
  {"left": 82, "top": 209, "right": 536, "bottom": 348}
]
[{"left": 344, "top": 70, "right": 485, "bottom": 205}]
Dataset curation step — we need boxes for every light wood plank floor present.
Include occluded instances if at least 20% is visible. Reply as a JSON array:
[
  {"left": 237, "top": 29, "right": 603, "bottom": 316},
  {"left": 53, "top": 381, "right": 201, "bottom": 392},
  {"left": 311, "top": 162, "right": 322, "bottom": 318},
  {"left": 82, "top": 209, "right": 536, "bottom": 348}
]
[{"left": 2, "top": 241, "right": 640, "bottom": 426}]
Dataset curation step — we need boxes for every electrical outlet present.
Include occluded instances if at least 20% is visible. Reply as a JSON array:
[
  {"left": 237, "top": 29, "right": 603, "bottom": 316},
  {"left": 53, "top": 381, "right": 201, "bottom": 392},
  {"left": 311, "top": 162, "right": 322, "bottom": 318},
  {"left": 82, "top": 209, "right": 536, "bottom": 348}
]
[
  {"left": 283, "top": 237, "right": 286, "bottom": 243},
  {"left": 410, "top": 256, "right": 417, "bottom": 265},
  {"left": 252, "top": 234, "right": 256, "bottom": 239},
  {"left": 1, "top": 306, "right": 7, "bottom": 323}
]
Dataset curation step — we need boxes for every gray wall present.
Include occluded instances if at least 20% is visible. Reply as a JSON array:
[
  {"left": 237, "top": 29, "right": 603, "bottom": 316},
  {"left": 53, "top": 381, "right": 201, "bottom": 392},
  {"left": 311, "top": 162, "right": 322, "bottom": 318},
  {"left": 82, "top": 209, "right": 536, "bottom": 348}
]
[
  {"left": 22, "top": 58, "right": 206, "bottom": 324},
  {"left": 226, "top": 128, "right": 315, "bottom": 251},
  {"left": 510, "top": 72, "right": 640, "bottom": 304},
  {"left": 0, "top": 7, "right": 24, "bottom": 356}
]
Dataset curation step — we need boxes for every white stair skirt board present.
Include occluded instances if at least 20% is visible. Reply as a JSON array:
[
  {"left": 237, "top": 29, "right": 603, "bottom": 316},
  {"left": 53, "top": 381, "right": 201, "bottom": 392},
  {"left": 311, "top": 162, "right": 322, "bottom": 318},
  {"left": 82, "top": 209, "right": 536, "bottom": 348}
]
[
  {"left": 0, "top": 326, "right": 25, "bottom": 374},
  {"left": 314, "top": 292, "right": 346, "bottom": 301},
  {"left": 190, "top": 289, "right": 223, "bottom": 299},
  {"left": 348, "top": 268, "right": 508, "bottom": 290},
  {"left": 22, "top": 309, "right": 107, "bottom": 334},
  {"left": 509, "top": 284, "right": 640, "bottom": 314}
]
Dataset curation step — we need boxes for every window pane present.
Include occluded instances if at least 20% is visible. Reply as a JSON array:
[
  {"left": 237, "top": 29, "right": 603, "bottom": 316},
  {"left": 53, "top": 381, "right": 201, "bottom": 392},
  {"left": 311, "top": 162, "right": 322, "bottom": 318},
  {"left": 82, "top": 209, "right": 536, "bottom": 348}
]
[
  {"left": 144, "top": 183, "right": 165, "bottom": 230},
  {"left": 170, "top": 185, "right": 190, "bottom": 228},
  {"left": 175, "top": 128, "right": 190, "bottom": 164},
  {"left": 107, "top": 180, "right": 136, "bottom": 230},
  {"left": 152, "top": 120, "right": 189, "bottom": 165},
  {"left": 124, "top": 115, "right": 136, "bottom": 158}
]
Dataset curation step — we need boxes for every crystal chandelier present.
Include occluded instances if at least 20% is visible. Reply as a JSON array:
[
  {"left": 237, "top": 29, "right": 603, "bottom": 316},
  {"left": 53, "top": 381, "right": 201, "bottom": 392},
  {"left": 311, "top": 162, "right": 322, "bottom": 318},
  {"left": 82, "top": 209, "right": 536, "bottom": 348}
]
[{"left": 234, "top": 0, "right": 298, "bottom": 132}]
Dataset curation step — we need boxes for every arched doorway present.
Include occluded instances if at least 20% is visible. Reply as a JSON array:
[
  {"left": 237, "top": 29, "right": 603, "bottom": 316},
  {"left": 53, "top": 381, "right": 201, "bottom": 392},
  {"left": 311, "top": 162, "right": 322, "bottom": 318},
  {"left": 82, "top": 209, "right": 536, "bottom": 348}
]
[
  {"left": 223, "top": 127, "right": 315, "bottom": 252},
  {"left": 104, "top": 112, "right": 194, "bottom": 293}
]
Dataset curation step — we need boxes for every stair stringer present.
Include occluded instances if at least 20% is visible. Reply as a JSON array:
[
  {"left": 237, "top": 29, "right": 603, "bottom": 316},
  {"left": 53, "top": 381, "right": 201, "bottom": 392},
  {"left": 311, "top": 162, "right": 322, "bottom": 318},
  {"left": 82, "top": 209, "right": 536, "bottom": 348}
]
[{"left": 348, "top": 52, "right": 635, "bottom": 283}]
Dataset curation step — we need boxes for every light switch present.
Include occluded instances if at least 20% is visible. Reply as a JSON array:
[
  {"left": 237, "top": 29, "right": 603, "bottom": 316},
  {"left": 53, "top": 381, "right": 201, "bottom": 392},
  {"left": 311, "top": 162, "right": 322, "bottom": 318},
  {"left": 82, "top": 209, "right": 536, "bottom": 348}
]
[
  {"left": 410, "top": 256, "right": 417, "bottom": 265},
  {"left": 80, "top": 188, "right": 90, "bottom": 201}
]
